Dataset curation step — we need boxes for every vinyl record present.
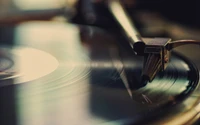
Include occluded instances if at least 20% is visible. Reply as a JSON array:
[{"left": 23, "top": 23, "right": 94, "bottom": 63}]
[{"left": 0, "top": 22, "right": 199, "bottom": 125}]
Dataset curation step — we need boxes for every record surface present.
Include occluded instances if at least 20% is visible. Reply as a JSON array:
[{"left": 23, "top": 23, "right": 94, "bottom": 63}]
[{"left": 0, "top": 22, "right": 200, "bottom": 125}]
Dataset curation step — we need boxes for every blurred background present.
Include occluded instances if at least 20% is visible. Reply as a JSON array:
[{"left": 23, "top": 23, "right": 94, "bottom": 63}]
[
  {"left": 0, "top": 0, "right": 199, "bottom": 65},
  {"left": 0, "top": 0, "right": 200, "bottom": 38}
]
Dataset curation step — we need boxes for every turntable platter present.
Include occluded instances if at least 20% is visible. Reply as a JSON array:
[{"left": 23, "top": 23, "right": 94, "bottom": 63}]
[{"left": 0, "top": 22, "right": 199, "bottom": 125}]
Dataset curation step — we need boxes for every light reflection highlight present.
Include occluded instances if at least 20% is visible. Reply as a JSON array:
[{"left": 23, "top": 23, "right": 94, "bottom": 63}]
[
  {"left": 14, "top": 0, "right": 66, "bottom": 10},
  {"left": 11, "top": 47, "right": 58, "bottom": 83}
]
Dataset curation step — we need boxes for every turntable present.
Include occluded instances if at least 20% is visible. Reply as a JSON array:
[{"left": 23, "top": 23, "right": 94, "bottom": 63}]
[{"left": 0, "top": 0, "right": 200, "bottom": 125}]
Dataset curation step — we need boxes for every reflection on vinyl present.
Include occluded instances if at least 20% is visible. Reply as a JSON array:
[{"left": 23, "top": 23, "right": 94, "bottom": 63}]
[
  {"left": 0, "top": 22, "right": 200, "bottom": 125},
  {"left": 0, "top": 47, "right": 58, "bottom": 84}
]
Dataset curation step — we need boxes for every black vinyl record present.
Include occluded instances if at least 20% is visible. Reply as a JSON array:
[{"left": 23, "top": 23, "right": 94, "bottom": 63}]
[{"left": 0, "top": 22, "right": 199, "bottom": 125}]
